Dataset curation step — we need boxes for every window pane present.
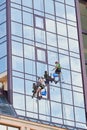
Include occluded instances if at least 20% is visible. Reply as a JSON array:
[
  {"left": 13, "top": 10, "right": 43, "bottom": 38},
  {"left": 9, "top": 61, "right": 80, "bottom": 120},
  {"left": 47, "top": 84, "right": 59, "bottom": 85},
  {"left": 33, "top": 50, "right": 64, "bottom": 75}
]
[
  {"left": 8, "top": 127, "right": 19, "bottom": 130},
  {"left": 75, "top": 107, "right": 86, "bottom": 123},
  {"left": 13, "top": 77, "right": 24, "bottom": 93},
  {"left": 65, "top": 0, "right": 75, "bottom": 6},
  {"left": 11, "top": 8, "right": 22, "bottom": 22},
  {"left": 0, "top": 42, "right": 7, "bottom": 58},
  {"left": 23, "top": 12, "right": 33, "bottom": 26},
  {"left": 57, "top": 22, "right": 67, "bottom": 36},
  {"left": 59, "top": 54, "right": 70, "bottom": 69},
  {"left": 0, "top": 57, "right": 7, "bottom": 73},
  {"left": 12, "top": 56, "right": 23, "bottom": 72},
  {"left": 25, "top": 59, "right": 36, "bottom": 75},
  {"left": 12, "top": 41, "right": 23, "bottom": 57},
  {"left": 23, "top": 25, "right": 34, "bottom": 40},
  {"left": 50, "top": 86, "right": 61, "bottom": 102},
  {"left": 34, "top": 0, "right": 44, "bottom": 11},
  {"left": 69, "top": 39, "right": 79, "bottom": 53},
  {"left": 22, "top": 0, "right": 32, "bottom": 8},
  {"left": 26, "top": 96, "right": 37, "bottom": 112},
  {"left": 46, "top": 19, "right": 56, "bottom": 33},
  {"left": 0, "top": 9, "right": 6, "bottom": 24},
  {"left": 13, "top": 93, "right": 25, "bottom": 110},
  {"left": 35, "top": 29, "right": 45, "bottom": 43},
  {"left": 70, "top": 57, "right": 81, "bottom": 72},
  {"left": 68, "top": 25, "right": 78, "bottom": 39},
  {"left": 12, "top": 22, "right": 22, "bottom": 37},
  {"left": 37, "top": 49, "right": 46, "bottom": 62},
  {"left": 0, "top": 23, "right": 6, "bottom": 38},
  {"left": 47, "top": 32, "right": 57, "bottom": 47},
  {"left": 48, "top": 51, "right": 58, "bottom": 65},
  {"left": 74, "top": 92, "right": 84, "bottom": 107},
  {"left": 66, "top": 5, "right": 76, "bottom": 21},
  {"left": 35, "top": 16, "right": 44, "bottom": 29},
  {"left": 55, "top": 2, "right": 65, "bottom": 18},
  {"left": 45, "top": 0, "right": 54, "bottom": 15},
  {"left": 24, "top": 45, "right": 35, "bottom": 60},
  {"left": 51, "top": 102, "right": 62, "bottom": 118},
  {"left": 37, "top": 62, "right": 47, "bottom": 76},
  {"left": 72, "top": 72, "right": 82, "bottom": 87},
  {"left": 58, "top": 36, "right": 68, "bottom": 50},
  {"left": 63, "top": 105, "right": 74, "bottom": 120},
  {"left": 62, "top": 89, "right": 73, "bottom": 105}
]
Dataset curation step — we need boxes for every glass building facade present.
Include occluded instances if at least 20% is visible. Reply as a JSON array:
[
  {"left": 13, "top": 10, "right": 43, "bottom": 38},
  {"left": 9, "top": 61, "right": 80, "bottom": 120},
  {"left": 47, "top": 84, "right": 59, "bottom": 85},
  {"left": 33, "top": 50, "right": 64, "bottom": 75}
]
[
  {"left": 0, "top": 0, "right": 7, "bottom": 74},
  {"left": 0, "top": 0, "right": 87, "bottom": 130}
]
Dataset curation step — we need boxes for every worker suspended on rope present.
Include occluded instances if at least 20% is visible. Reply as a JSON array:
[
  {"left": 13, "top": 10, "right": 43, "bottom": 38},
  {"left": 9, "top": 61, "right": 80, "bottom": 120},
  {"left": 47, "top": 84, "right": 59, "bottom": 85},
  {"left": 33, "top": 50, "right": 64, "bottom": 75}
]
[
  {"left": 52, "top": 61, "right": 61, "bottom": 83},
  {"left": 44, "top": 71, "right": 54, "bottom": 85},
  {"left": 32, "top": 77, "right": 46, "bottom": 99}
]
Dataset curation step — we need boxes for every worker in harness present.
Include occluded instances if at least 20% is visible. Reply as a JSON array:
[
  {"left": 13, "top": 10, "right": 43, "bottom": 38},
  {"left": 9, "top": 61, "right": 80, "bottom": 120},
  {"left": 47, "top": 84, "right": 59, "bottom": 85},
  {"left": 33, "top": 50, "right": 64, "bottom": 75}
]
[
  {"left": 52, "top": 61, "right": 61, "bottom": 83},
  {"left": 32, "top": 77, "right": 45, "bottom": 99}
]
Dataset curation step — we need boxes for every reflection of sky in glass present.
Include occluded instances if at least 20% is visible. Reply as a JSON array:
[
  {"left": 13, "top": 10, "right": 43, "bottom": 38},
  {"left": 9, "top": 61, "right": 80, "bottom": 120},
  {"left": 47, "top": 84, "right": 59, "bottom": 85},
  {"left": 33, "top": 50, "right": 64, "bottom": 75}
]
[{"left": 10, "top": 0, "right": 87, "bottom": 129}]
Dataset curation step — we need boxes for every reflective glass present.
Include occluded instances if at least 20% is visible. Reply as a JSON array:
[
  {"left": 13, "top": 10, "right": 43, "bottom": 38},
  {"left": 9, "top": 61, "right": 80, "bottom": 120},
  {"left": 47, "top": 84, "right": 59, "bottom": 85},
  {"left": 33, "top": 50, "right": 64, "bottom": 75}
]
[
  {"left": 22, "top": 0, "right": 32, "bottom": 8},
  {"left": 13, "top": 93, "right": 25, "bottom": 110},
  {"left": 72, "top": 72, "right": 82, "bottom": 87},
  {"left": 23, "top": 25, "right": 34, "bottom": 40},
  {"left": 51, "top": 102, "right": 62, "bottom": 118},
  {"left": 74, "top": 92, "right": 84, "bottom": 107},
  {"left": 61, "top": 69, "right": 71, "bottom": 84},
  {"left": 69, "top": 39, "right": 79, "bottom": 53},
  {"left": 59, "top": 54, "right": 70, "bottom": 69},
  {"left": 12, "top": 22, "right": 22, "bottom": 37},
  {"left": 55, "top": 2, "right": 65, "bottom": 18},
  {"left": 23, "top": 12, "right": 33, "bottom": 26},
  {"left": 0, "top": 23, "right": 6, "bottom": 38},
  {"left": 66, "top": 5, "right": 76, "bottom": 21},
  {"left": 11, "top": 8, "right": 22, "bottom": 23},
  {"left": 37, "top": 62, "right": 47, "bottom": 76},
  {"left": 45, "top": 0, "right": 54, "bottom": 15},
  {"left": 58, "top": 35, "right": 68, "bottom": 50},
  {"left": 34, "top": 0, "right": 44, "bottom": 11},
  {"left": 0, "top": 42, "right": 7, "bottom": 58},
  {"left": 35, "top": 29, "right": 45, "bottom": 43},
  {"left": 13, "top": 77, "right": 24, "bottom": 93},
  {"left": 63, "top": 105, "right": 74, "bottom": 120},
  {"left": 25, "top": 80, "right": 33, "bottom": 95},
  {"left": 39, "top": 100, "right": 50, "bottom": 115},
  {"left": 0, "top": 57, "right": 7, "bottom": 73},
  {"left": 48, "top": 51, "right": 58, "bottom": 65},
  {"left": 68, "top": 25, "right": 78, "bottom": 39},
  {"left": 57, "top": 22, "right": 67, "bottom": 36},
  {"left": 24, "top": 45, "right": 35, "bottom": 60},
  {"left": 50, "top": 86, "right": 61, "bottom": 102},
  {"left": 0, "top": 0, "right": 5, "bottom": 5},
  {"left": 11, "top": 0, "right": 21, "bottom": 4},
  {"left": 70, "top": 57, "right": 81, "bottom": 72},
  {"left": 62, "top": 89, "right": 73, "bottom": 105},
  {"left": 0, "top": 9, "right": 6, "bottom": 24},
  {"left": 35, "top": 16, "right": 44, "bottom": 29},
  {"left": 12, "top": 56, "right": 23, "bottom": 72},
  {"left": 12, "top": 41, "right": 23, "bottom": 57},
  {"left": 0, "top": 125, "right": 6, "bottom": 130},
  {"left": 26, "top": 96, "right": 37, "bottom": 112},
  {"left": 65, "top": 0, "right": 75, "bottom": 6},
  {"left": 47, "top": 32, "right": 57, "bottom": 47},
  {"left": 25, "top": 59, "right": 36, "bottom": 75},
  {"left": 37, "top": 49, "right": 46, "bottom": 62},
  {"left": 75, "top": 107, "right": 86, "bottom": 123},
  {"left": 46, "top": 19, "right": 56, "bottom": 33}
]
